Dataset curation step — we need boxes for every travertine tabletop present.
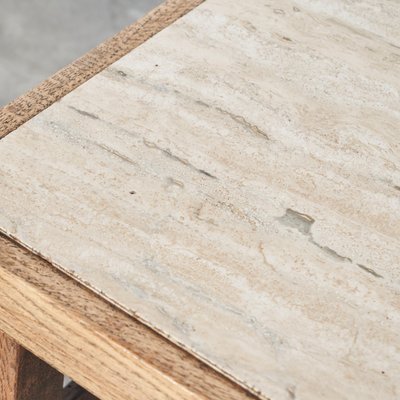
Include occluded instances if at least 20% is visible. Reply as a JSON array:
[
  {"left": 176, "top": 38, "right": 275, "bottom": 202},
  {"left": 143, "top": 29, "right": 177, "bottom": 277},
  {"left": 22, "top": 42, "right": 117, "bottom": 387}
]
[{"left": 1, "top": 0, "right": 399, "bottom": 399}]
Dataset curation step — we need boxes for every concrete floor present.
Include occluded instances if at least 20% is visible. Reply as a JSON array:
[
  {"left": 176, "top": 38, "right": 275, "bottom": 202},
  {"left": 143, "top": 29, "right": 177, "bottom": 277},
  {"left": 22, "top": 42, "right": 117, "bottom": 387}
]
[
  {"left": 0, "top": 0, "right": 160, "bottom": 390},
  {"left": 0, "top": 0, "right": 162, "bottom": 106}
]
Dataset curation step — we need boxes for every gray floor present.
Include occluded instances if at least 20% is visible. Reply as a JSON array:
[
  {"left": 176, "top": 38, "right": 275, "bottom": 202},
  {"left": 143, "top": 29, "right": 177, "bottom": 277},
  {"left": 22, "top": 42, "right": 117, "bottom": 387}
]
[
  {"left": 0, "top": 0, "right": 162, "bottom": 106},
  {"left": 0, "top": 0, "right": 161, "bottom": 390}
]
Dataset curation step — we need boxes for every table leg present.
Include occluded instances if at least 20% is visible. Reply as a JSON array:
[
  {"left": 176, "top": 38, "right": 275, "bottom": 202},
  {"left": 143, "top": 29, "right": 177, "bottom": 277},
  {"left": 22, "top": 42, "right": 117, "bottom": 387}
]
[{"left": 0, "top": 330, "right": 63, "bottom": 400}]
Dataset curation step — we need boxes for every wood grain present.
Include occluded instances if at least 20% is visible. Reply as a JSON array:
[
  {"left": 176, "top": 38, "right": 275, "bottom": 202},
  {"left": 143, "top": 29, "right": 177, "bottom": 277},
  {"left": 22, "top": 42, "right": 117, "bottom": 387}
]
[
  {"left": 0, "top": 234, "right": 259, "bottom": 400},
  {"left": 0, "top": 0, "right": 204, "bottom": 140},
  {"left": 1, "top": 0, "right": 399, "bottom": 399},
  {"left": 0, "top": 331, "right": 63, "bottom": 400}
]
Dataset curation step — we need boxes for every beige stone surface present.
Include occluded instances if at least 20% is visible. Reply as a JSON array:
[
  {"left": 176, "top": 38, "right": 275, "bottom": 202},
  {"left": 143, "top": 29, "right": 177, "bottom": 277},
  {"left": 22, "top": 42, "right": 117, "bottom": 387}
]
[{"left": 1, "top": 0, "right": 400, "bottom": 399}]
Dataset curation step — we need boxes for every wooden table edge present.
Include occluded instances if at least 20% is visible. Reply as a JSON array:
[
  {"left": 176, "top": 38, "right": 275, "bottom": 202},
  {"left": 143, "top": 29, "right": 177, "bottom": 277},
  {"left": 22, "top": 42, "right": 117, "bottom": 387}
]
[
  {"left": 0, "top": 234, "right": 262, "bottom": 400},
  {"left": 0, "top": 0, "right": 204, "bottom": 140},
  {"left": 0, "top": 1, "right": 264, "bottom": 399}
]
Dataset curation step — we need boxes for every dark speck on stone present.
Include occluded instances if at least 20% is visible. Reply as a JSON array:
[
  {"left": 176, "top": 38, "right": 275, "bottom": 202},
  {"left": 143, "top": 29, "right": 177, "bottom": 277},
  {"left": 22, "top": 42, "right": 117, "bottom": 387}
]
[{"left": 277, "top": 208, "right": 315, "bottom": 235}]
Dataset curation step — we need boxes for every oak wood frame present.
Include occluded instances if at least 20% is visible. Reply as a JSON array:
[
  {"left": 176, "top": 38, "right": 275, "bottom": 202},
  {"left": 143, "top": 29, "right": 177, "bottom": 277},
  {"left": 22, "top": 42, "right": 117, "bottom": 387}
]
[
  {"left": 0, "top": 234, "right": 258, "bottom": 400},
  {"left": 0, "top": 0, "right": 204, "bottom": 140},
  {"left": 0, "top": 331, "right": 64, "bottom": 400},
  {"left": 0, "top": 1, "right": 261, "bottom": 399}
]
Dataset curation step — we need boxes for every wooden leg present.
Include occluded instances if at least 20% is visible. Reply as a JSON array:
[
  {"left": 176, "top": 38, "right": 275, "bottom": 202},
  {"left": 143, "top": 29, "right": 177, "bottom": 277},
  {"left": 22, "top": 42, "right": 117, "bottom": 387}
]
[{"left": 0, "top": 330, "right": 63, "bottom": 400}]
